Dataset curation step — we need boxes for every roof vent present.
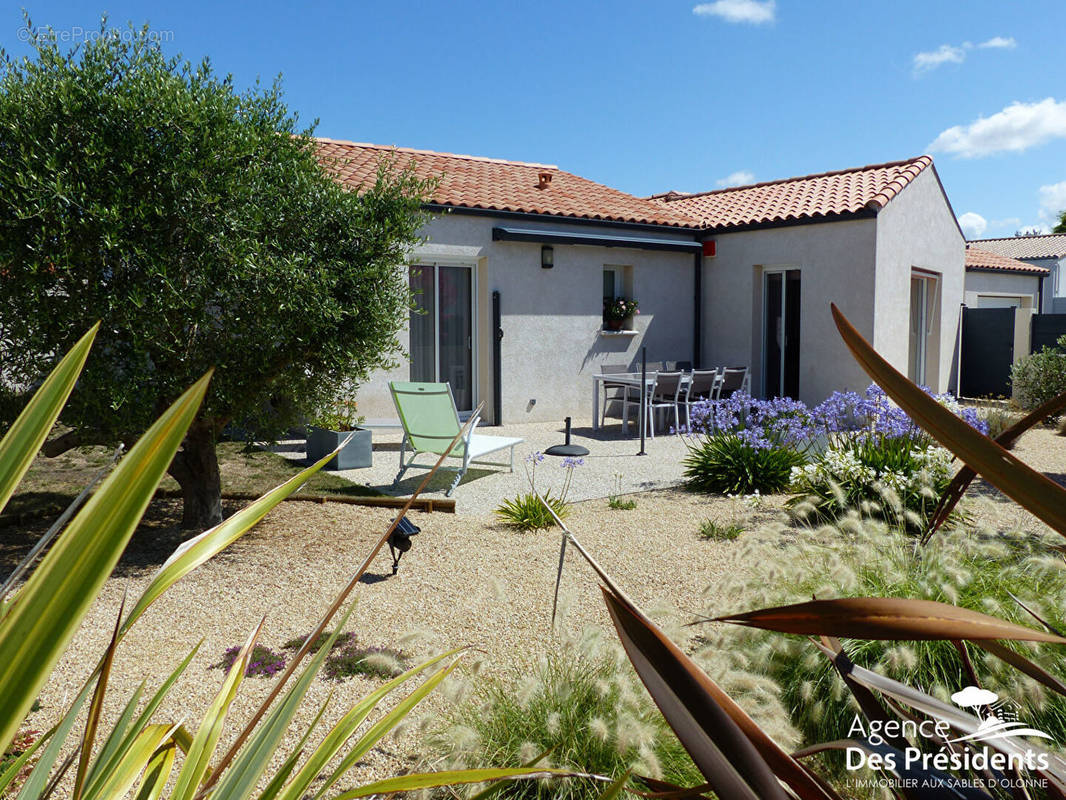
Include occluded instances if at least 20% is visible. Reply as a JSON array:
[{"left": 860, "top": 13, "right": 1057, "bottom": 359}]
[{"left": 537, "top": 171, "right": 553, "bottom": 189}]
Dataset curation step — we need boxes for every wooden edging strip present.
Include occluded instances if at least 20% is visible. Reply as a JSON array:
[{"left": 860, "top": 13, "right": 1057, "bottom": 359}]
[
  {"left": 153, "top": 489, "right": 455, "bottom": 513},
  {"left": 1, "top": 491, "right": 454, "bottom": 527}
]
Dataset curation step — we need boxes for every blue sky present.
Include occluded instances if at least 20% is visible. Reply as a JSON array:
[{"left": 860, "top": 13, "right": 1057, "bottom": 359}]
[{"left": 4, "top": 0, "right": 1066, "bottom": 238}]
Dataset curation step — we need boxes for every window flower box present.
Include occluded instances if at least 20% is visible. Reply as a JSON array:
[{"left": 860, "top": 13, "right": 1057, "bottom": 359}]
[{"left": 603, "top": 297, "right": 639, "bottom": 332}]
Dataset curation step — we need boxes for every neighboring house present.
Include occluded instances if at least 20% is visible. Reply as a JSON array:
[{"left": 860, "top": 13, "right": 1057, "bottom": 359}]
[
  {"left": 963, "top": 246, "right": 1049, "bottom": 310},
  {"left": 317, "top": 140, "right": 965, "bottom": 422},
  {"left": 967, "top": 234, "right": 1066, "bottom": 313}
]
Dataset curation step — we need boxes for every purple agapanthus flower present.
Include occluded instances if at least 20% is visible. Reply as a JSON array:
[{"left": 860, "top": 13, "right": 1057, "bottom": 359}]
[{"left": 687, "top": 383, "right": 987, "bottom": 451}]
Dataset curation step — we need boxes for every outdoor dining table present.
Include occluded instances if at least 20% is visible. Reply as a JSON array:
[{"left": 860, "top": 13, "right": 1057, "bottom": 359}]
[{"left": 591, "top": 372, "right": 692, "bottom": 431}]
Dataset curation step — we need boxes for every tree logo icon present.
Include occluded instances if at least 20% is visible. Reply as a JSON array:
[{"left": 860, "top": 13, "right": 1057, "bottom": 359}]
[{"left": 947, "top": 685, "right": 1052, "bottom": 744}]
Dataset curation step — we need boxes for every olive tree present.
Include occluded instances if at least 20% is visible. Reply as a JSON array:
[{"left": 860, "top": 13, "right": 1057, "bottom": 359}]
[{"left": 0, "top": 22, "right": 431, "bottom": 528}]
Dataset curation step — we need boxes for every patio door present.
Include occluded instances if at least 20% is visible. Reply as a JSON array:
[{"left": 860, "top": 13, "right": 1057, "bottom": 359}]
[
  {"left": 763, "top": 269, "right": 801, "bottom": 399},
  {"left": 409, "top": 263, "right": 475, "bottom": 412},
  {"left": 908, "top": 274, "right": 937, "bottom": 386}
]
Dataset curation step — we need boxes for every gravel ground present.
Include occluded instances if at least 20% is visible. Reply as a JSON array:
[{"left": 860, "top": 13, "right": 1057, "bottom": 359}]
[
  {"left": 24, "top": 487, "right": 765, "bottom": 793},
  {"left": 275, "top": 420, "right": 692, "bottom": 516},
  {"left": 18, "top": 427, "right": 1066, "bottom": 794}
]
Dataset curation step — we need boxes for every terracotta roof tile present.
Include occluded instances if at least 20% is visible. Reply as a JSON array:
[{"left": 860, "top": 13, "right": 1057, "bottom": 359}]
[
  {"left": 967, "top": 234, "right": 1066, "bottom": 260},
  {"left": 313, "top": 138, "right": 701, "bottom": 229},
  {"left": 965, "top": 246, "right": 1050, "bottom": 275},
  {"left": 650, "top": 156, "right": 934, "bottom": 230}
]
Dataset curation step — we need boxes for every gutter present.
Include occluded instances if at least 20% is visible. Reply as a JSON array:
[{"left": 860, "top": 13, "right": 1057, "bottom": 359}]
[{"left": 426, "top": 203, "right": 701, "bottom": 235}]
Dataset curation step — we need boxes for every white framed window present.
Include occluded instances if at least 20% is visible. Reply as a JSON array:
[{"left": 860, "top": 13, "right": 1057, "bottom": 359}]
[{"left": 602, "top": 265, "right": 634, "bottom": 325}]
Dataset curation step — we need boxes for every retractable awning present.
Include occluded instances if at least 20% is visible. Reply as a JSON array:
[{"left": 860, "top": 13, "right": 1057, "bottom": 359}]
[{"left": 491, "top": 226, "right": 702, "bottom": 253}]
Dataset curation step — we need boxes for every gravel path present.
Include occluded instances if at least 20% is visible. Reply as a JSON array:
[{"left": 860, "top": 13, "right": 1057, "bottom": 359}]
[{"left": 20, "top": 427, "right": 1066, "bottom": 793}]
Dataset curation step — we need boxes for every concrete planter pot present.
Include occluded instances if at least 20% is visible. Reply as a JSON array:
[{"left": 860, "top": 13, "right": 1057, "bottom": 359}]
[{"left": 306, "top": 426, "right": 372, "bottom": 470}]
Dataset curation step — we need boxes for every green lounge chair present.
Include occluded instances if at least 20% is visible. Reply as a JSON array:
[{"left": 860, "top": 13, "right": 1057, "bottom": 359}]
[{"left": 389, "top": 381, "right": 523, "bottom": 496}]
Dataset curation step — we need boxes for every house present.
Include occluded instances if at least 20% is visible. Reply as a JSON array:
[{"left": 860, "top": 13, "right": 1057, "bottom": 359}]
[
  {"left": 966, "top": 234, "right": 1066, "bottom": 313},
  {"left": 317, "top": 139, "right": 965, "bottom": 422},
  {"left": 651, "top": 157, "right": 964, "bottom": 402},
  {"left": 963, "top": 246, "right": 1049, "bottom": 310}
]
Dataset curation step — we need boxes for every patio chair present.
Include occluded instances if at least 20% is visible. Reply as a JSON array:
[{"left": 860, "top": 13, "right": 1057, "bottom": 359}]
[
  {"left": 599, "top": 364, "right": 639, "bottom": 427},
  {"left": 681, "top": 369, "right": 721, "bottom": 429},
  {"left": 389, "top": 381, "right": 523, "bottom": 496},
  {"left": 716, "top": 367, "right": 749, "bottom": 400},
  {"left": 622, "top": 372, "right": 684, "bottom": 438}
]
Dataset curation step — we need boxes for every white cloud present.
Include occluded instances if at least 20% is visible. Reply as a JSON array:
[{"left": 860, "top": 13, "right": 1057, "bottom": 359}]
[
  {"left": 912, "top": 37, "right": 1015, "bottom": 76},
  {"left": 716, "top": 170, "right": 756, "bottom": 188},
  {"left": 913, "top": 44, "right": 967, "bottom": 74},
  {"left": 958, "top": 212, "right": 988, "bottom": 238},
  {"left": 979, "top": 36, "right": 1017, "bottom": 49},
  {"left": 1039, "top": 180, "right": 1066, "bottom": 224},
  {"left": 693, "top": 0, "right": 775, "bottom": 25},
  {"left": 951, "top": 686, "right": 999, "bottom": 708},
  {"left": 928, "top": 98, "right": 1066, "bottom": 158}
]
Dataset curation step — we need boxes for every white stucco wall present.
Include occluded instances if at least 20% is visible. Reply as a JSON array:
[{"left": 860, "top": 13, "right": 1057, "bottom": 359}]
[
  {"left": 873, "top": 167, "right": 966, "bottom": 393},
  {"left": 963, "top": 270, "right": 1041, "bottom": 308},
  {"left": 357, "top": 213, "right": 697, "bottom": 424},
  {"left": 701, "top": 218, "right": 878, "bottom": 405}
]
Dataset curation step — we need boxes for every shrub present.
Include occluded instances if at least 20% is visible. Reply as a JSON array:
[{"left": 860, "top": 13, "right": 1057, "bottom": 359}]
[
  {"left": 496, "top": 453, "right": 581, "bottom": 531},
  {"left": 701, "top": 522, "right": 1066, "bottom": 760},
  {"left": 698, "top": 519, "right": 743, "bottom": 541},
  {"left": 788, "top": 434, "right": 955, "bottom": 530},
  {"left": 1011, "top": 335, "right": 1066, "bottom": 410},
  {"left": 683, "top": 393, "right": 810, "bottom": 495},
  {"left": 282, "top": 629, "right": 357, "bottom": 653},
  {"left": 428, "top": 632, "right": 701, "bottom": 799},
  {"left": 496, "top": 492, "right": 569, "bottom": 531},
  {"left": 324, "top": 643, "right": 406, "bottom": 680},
  {"left": 788, "top": 385, "right": 989, "bottom": 529},
  {"left": 976, "top": 401, "right": 1019, "bottom": 439},
  {"left": 212, "top": 644, "right": 287, "bottom": 678},
  {"left": 684, "top": 433, "right": 805, "bottom": 495}
]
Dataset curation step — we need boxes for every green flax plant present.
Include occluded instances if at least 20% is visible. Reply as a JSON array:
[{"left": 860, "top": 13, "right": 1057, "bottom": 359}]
[{"left": 0, "top": 326, "right": 570, "bottom": 800}]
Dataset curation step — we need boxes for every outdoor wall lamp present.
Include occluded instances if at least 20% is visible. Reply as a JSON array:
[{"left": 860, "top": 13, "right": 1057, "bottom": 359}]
[{"left": 541, "top": 245, "right": 554, "bottom": 269}]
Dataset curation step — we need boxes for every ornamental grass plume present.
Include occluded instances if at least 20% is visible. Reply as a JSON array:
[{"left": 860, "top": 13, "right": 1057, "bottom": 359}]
[
  {"left": 698, "top": 515, "right": 1066, "bottom": 766},
  {"left": 425, "top": 626, "right": 701, "bottom": 799}
]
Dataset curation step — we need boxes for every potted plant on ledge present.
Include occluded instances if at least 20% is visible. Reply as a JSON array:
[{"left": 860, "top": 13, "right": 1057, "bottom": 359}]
[
  {"left": 306, "top": 397, "right": 372, "bottom": 470},
  {"left": 603, "top": 296, "right": 640, "bottom": 331}
]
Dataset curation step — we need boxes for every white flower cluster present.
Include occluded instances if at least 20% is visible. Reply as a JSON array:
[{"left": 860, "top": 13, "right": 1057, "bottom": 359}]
[{"left": 791, "top": 445, "right": 953, "bottom": 498}]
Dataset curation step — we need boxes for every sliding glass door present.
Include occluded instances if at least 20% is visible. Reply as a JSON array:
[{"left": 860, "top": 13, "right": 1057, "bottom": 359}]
[
  {"left": 409, "top": 264, "right": 475, "bottom": 411},
  {"left": 763, "top": 269, "right": 801, "bottom": 399}
]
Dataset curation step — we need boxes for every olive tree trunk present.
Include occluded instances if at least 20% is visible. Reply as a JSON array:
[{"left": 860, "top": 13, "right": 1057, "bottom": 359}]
[{"left": 168, "top": 420, "right": 223, "bottom": 530}]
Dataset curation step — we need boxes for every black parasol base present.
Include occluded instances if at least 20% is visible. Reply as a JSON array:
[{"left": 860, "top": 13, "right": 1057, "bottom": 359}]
[{"left": 544, "top": 416, "right": 590, "bottom": 457}]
